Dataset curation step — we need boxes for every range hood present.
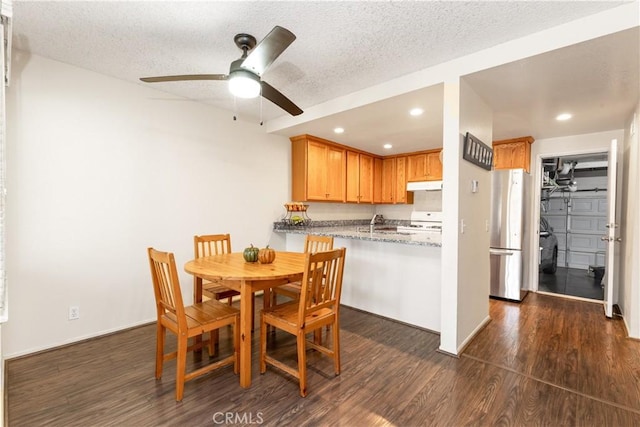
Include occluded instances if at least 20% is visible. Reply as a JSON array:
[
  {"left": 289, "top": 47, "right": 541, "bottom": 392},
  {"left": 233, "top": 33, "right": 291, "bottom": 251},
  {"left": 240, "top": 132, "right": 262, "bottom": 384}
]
[{"left": 407, "top": 181, "right": 443, "bottom": 191}]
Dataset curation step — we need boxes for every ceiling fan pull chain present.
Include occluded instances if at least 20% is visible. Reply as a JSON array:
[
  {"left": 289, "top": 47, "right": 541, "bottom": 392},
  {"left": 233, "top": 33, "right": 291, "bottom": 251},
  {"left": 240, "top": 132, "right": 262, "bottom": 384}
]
[
  {"left": 260, "top": 95, "right": 263, "bottom": 126},
  {"left": 233, "top": 95, "right": 237, "bottom": 121}
]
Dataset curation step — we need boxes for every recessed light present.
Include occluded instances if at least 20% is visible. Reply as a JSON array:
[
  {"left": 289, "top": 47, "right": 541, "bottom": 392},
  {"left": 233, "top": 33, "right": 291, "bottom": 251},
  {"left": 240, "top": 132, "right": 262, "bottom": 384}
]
[
  {"left": 409, "top": 108, "right": 424, "bottom": 116},
  {"left": 383, "top": 143, "right": 393, "bottom": 149},
  {"left": 333, "top": 127, "right": 344, "bottom": 134},
  {"left": 556, "top": 113, "right": 572, "bottom": 121}
]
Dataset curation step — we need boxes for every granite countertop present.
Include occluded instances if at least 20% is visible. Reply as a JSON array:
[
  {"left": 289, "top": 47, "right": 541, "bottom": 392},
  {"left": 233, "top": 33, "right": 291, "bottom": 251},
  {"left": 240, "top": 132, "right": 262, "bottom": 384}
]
[{"left": 273, "top": 220, "right": 442, "bottom": 247}]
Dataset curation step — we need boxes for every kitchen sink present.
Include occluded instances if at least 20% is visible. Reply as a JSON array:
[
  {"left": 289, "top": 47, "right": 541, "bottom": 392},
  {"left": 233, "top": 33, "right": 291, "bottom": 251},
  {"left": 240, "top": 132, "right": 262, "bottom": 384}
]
[{"left": 356, "top": 226, "right": 398, "bottom": 233}]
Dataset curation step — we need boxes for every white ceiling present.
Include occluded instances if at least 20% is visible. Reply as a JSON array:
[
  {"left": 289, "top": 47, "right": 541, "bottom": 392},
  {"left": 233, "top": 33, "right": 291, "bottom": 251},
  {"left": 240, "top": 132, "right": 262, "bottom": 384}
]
[
  {"left": 10, "top": 1, "right": 639, "bottom": 155},
  {"left": 465, "top": 27, "right": 639, "bottom": 142}
]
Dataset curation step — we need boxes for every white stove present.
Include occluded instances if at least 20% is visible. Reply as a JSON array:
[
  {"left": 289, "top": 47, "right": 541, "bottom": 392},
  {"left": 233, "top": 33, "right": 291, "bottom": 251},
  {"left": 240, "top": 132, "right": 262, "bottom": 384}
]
[{"left": 397, "top": 211, "right": 443, "bottom": 234}]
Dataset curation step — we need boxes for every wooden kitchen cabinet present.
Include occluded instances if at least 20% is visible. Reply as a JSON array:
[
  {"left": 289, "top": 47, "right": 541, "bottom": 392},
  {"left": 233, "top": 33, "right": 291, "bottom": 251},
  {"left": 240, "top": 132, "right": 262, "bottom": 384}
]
[
  {"left": 425, "top": 151, "right": 442, "bottom": 180},
  {"left": 373, "top": 157, "right": 383, "bottom": 204},
  {"left": 291, "top": 135, "right": 346, "bottom": 202},
  {"left": 407, "top": 149, "right": 443, "bottom": 181},
  {"left": 395, "top": 156, "right": 409, "bottom": 204},
  {"left": 380, "top": 158, "right": 395, "bottom": 203},
  {"left": 492, "top": 136, "right": 534, "bottom": 173},
  {"left": 380, "top": 157, "right": 414, "bottom": 204},
  {"left": 407, "top": 153, "right": 427, "bottom": 181},
  {"left": 291, "top": 134, "right": 422, "bottom": 205},
  {"left": 346, "top": 151, "right": 374, "bottom": 203}
]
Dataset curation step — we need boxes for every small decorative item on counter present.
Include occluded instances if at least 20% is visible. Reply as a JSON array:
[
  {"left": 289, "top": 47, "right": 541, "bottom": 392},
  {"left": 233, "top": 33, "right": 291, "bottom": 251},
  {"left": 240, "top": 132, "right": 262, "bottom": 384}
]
[
  {"left": 258, "top": 245, "right": 276, "bottom": 264},
  {"left": 243, "top": 244, "right": 259, "bottom": 263},
  {"left": 284, "top": 202, "right": 308, "bottom": 212},
  {"left": 283, "top": 202, "right": 310, "bottom": 226}
]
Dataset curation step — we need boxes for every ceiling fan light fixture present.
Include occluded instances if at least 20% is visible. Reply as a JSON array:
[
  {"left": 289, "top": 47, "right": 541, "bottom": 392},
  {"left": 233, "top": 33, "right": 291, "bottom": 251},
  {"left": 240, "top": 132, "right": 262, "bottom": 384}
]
[{"left": 228, "top": 70, "right": 261, "bottom": 99}]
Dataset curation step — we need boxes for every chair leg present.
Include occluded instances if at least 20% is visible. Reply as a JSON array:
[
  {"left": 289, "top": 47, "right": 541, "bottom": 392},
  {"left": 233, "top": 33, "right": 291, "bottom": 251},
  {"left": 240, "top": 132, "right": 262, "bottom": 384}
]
[
  {"left": 297, "top": 330, "right": 308, "bottom": 397},
  {"left": 233, "top": 316, "right": 240, "bottom": 375},
  {"left": 210, "top": 297, "right": 221, "bottom": 349},
  {"left": 175, "top": 333, "right": 188, "bottom": 401},
  {"left": 208, "top": 330, "right": 216, "bottom": 357},
  {"left": 155, "top": 322, "right": 165, "bottom": 379},
  {"left": 260, "top": 313, "right": 268, "bottom": 374},
  {"left": 263, "top": 289, "right": 271, "bottom": 310},
  {"left": 332, "top": 322, "right": 341, "bottom": 376}
]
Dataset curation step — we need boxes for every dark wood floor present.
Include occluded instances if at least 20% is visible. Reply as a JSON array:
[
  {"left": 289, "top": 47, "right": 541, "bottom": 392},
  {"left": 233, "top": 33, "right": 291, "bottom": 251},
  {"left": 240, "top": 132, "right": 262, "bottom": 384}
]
[
  {"left": 7, "top": 293, "right": 640, "bottom": 426},
  {"left": 539, "top": 266, "right": 605, "bottom": 300}
]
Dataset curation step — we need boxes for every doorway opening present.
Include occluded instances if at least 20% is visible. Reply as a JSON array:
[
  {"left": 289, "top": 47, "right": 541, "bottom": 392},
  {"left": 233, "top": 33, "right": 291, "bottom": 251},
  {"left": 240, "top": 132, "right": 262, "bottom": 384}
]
[{"left": 538, "top": 152, "right": 609, "bottom": 301}]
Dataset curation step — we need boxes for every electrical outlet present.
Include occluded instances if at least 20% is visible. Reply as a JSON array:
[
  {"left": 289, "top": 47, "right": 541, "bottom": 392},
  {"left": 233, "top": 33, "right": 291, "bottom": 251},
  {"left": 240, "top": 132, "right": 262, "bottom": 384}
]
[{"left": 69, "top": 306, "right": 80, "bottom": 320}]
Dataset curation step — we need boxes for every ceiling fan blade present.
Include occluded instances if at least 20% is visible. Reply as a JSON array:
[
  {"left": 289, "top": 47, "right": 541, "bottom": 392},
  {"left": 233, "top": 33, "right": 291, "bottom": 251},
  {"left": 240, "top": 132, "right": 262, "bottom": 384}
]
[
  {"left": 240, "top": 26, "right": 296, "bottom": 76},
  {"left": 261, "top": 81, "right": 303, "bottom": 116},
  {"left": 140, "top": 74, "right": 228, "bottom": 83}
]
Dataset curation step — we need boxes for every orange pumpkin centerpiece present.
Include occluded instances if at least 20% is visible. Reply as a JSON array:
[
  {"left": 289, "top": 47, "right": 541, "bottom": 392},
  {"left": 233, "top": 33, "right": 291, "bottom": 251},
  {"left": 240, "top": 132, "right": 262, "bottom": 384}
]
[{"left": 258, "top": 245, "right": 276, "bottom": 264}]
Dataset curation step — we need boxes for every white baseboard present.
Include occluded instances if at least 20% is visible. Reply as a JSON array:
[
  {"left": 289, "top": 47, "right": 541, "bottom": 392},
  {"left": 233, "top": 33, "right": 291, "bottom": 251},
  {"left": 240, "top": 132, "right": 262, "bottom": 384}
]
[
  {"left": 457, "top": 315, "right": 492, "bottom": 355},
  {"left": 4, "top": 318, "right": 155, "bottom": 360}
]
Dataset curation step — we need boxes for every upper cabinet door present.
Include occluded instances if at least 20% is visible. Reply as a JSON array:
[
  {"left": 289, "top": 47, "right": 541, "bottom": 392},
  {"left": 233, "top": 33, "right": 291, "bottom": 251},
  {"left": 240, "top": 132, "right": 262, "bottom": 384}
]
[
  {"left": 425, "top": 151, "right": 442, "bottom": 180},
  {"left": 291, "top": 135, "right": 346, "bottom": 202},
  {"left": 325, "top": 145, "right": 346, "bottom": 202},
  {"left": 380, "top": 158, "right": 396, "bottom": 203},
  {"left": 306, "top": 140, "right": 330, "bottom": 200},
  {"left": 492, "top": 136, "right": 534, "bottom": 172},
  {"left": 358, "top": 154, "right": 374, "bottom": 203},
  {"left": 346, "top": 151, "right": 360, "bottom": 203},
  {"left": 407, "top": 150, "right": 442, "bottom": 181},
  {"left": 407, "top": 154, "right": 427, "bottom": 182},
  {"left": 395, "top": 156, "right": 413, "bottom": 204},
  {"left": 373, "top": 157, "right": 383, "bottom": 204}
]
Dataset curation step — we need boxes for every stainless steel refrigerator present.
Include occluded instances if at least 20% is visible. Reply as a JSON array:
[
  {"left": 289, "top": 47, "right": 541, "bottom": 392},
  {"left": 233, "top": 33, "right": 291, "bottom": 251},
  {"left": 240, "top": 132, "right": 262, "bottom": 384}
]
[{"left": 489, "top": 168, "right": 530, "bottom": 301}]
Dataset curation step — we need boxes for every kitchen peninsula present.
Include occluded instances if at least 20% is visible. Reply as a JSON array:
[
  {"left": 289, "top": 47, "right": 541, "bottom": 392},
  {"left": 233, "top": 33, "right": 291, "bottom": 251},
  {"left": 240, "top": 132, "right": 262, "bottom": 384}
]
[{"left": 273, "top": 220, "right": 442, "bottom": 332}]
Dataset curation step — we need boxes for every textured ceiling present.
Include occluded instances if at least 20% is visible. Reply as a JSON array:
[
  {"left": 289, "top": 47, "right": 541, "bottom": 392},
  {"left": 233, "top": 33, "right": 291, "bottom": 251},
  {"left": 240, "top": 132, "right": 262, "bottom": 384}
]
[
  {"left": 10, "top": 1, "right": 637, "bottom": 153},
  {"left": 465, "top": 26, "right": 640, "bottom": 141}
]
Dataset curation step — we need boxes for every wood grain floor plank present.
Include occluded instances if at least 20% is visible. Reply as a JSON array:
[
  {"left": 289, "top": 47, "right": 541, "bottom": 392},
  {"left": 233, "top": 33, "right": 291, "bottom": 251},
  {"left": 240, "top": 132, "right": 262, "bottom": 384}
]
[{"left": 7, "top": 293, "right": 640, "bottom": 426}]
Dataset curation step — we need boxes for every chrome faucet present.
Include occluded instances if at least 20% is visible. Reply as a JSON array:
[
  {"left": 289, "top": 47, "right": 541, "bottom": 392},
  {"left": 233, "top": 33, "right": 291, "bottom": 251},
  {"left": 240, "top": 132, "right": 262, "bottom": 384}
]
[{"left": 370, "top": 214, "right": 384, "bottom": 232}]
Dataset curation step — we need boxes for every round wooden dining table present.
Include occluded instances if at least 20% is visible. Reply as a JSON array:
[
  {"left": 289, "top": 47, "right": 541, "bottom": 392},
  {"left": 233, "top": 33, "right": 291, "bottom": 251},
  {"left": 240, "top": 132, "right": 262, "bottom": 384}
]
[{"left": 184, "top": 251, "right": 306, "bottom": 388}]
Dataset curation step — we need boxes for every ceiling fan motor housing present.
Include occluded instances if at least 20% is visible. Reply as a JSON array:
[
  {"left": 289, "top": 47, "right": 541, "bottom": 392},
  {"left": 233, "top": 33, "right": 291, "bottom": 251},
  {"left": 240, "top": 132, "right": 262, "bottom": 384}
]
[{"left": 234, "top": 33, "right": 257, "bottom": 55}]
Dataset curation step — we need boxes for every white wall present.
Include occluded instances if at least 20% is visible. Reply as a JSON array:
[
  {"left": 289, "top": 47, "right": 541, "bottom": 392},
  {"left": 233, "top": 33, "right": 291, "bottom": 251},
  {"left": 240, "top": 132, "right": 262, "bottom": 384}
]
[
  {"left": 290, "top": 188, "right": 442, "bottom": 222},
  {"left": 439, "top": 78, "right": 493, "bottom": 354},
  {"left": 621, "top": 106, "right": 640, "bottom": 337},
  {"left": 455, "top": 79, "right": 493, "bottom": 351},
  {"left": 299, "top": 202, "right": 373, "bottom": 221},
  {"left": 439, "top": 79, "right": 461, "bottom": 354},
  {"left": 3, "top": 52, "right": 291, "bottom": 357},
  {"left": 376, "top": 190, "right": 442, "bottom": 219}
]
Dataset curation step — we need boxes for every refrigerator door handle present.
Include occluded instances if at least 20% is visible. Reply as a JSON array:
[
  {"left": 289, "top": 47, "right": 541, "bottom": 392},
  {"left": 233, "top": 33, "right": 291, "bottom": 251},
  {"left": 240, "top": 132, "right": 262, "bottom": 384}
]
[{"left": 490, "top": 248, "right": 514, "bottom": 256}]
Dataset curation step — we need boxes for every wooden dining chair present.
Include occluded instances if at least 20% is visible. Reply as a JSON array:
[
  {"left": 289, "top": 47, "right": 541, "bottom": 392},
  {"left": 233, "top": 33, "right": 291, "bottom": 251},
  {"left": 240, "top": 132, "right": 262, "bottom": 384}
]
[
  {"left": 148, "top": 247, "right": 239, "bottom": 401},
  {"left": 260, "top": 247, "right": 346, "bottom": 397},
  {"left": 194, "top": 234, "right": 255, "bottom": 331},
  {"left": 271, "top": 234, "right": 334, "bottom": 305}
]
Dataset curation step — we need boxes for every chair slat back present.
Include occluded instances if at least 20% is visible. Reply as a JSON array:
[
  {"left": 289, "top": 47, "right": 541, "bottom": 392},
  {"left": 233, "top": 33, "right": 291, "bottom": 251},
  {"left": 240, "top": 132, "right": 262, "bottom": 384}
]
[
  {"left": 194, "top": 234, "right": 232, "bottom": 258},
  {"left": 304, "top": 235, "right": 334, "bottom": 254},
  {"left": 298, "top": 248, "right": 346, "bottom": 323},
  {"left": 148, "top": 248, "right": 186, "bottom": 328}
]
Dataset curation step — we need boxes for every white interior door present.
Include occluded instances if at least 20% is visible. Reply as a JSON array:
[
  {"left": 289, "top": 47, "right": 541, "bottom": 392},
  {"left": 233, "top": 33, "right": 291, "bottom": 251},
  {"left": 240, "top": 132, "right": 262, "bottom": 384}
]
[{"left": 603, "top": 139, "right": 618, "bottom": 317}]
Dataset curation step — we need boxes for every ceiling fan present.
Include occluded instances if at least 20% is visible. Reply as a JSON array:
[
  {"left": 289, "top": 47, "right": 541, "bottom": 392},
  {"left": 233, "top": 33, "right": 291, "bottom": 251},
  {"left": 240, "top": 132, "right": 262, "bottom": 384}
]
[{"left": 140, "top": 26, "right": 303, "bottom": 116}]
